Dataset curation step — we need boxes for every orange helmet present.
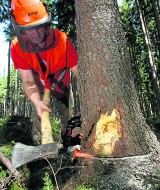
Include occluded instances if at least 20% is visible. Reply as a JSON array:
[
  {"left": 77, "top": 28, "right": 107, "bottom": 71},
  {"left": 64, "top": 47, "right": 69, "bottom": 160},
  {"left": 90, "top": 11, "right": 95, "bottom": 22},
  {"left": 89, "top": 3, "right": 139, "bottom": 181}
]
[
  {"left": 11, "top": 0, "right": 49, "bottom": 25},
  {"left": 11, "top": 0, "right": 55, "bottom": 53}
]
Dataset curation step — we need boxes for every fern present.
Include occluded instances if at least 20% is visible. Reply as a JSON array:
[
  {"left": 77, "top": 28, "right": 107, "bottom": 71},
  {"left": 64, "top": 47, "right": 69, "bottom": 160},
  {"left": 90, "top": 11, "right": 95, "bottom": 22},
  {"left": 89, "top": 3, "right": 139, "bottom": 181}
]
[
  {"left": 10, "top": 182, "right": 26, "bottom": 190},
  {"left": 42, "top": 172, "right": 54, "bottom": 190}
]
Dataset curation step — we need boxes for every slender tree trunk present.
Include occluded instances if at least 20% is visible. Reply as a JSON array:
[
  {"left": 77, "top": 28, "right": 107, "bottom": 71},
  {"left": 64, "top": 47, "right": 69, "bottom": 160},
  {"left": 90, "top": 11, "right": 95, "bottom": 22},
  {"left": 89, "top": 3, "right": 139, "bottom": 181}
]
[
  {"left": 129, "top": 45, "right": 147, "bottom": 117},
  {"left": 6, "top": 39, "right": 11, "bottom": 114},
  {"left": 23, "top": 96, "right": 26, "bottom": 116},
  {"left": 71, "top": 74, "right": 79, "bottom": 115},
  {"left": 136, "top": 0, "right": 160, "bottom": 114},
  {"left": 150, "top": 0, "right": 160, "bottom": 51},
  {"left": 158, "top": 0, "right": 160, "bottom": 12},
  {"left": 14, "top": 70, "right": 18, "bottom": 115}
]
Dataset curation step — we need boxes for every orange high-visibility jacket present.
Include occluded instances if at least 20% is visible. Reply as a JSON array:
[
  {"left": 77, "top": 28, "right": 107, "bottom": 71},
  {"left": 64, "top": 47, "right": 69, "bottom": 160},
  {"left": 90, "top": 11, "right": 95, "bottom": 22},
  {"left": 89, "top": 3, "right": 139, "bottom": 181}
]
[{"left": 10, "top": 29, "right": 78, "bottom": 91}]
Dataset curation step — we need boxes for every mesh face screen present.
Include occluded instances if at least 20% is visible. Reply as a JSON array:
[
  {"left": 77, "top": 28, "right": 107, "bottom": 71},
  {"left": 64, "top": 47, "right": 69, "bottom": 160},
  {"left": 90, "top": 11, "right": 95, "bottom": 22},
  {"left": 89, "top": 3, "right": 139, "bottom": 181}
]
[{"left": 11, "top": 14, "right": 55, "bottom": 53}]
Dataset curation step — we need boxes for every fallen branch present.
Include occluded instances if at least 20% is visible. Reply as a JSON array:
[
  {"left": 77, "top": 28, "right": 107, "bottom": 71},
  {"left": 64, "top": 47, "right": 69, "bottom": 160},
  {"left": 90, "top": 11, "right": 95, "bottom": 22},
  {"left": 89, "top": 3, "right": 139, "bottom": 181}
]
[
  {"left": 42, "top": 156, "right": 60, "bottom": 190},
  {"left": 0, "top": 151, "right": 24, "bottom": 180}
]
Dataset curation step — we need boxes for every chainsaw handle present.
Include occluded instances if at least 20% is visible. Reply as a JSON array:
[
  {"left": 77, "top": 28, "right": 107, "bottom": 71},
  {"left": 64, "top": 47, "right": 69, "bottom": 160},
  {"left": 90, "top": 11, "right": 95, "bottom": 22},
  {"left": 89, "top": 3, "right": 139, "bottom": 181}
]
[
  {"left": 66, "top": 115, "right": 81, "bottom": 129},
  {"left": 41, "top": 89, "right": 54, "bottom": 144}
]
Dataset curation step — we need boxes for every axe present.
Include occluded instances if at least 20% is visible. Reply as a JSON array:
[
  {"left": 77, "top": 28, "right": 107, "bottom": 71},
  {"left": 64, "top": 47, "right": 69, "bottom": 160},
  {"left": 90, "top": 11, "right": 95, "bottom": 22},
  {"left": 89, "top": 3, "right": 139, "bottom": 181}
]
[{"left": 11, "top": 89, "right": 62, "bottom": 169}]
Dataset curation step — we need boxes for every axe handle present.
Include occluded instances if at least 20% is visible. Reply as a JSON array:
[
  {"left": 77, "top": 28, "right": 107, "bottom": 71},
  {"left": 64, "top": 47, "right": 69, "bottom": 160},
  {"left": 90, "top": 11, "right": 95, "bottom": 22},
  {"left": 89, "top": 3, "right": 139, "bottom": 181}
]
[{"left": 41, "top": 89, "right": 54, "bottom": 144}]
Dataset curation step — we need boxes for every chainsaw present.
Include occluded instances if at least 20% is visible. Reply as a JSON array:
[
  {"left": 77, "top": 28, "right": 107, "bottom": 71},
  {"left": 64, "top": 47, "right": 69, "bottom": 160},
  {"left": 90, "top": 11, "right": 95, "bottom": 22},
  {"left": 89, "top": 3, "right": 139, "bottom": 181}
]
[{"left": 61, "top": 115, "right": 82, "bottom": 149}]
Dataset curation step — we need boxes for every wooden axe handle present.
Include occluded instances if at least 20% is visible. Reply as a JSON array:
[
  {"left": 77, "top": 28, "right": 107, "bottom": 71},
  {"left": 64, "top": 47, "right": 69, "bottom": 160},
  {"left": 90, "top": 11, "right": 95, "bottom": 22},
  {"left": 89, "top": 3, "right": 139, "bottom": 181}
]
[{"left": 41, "top": 89, "right": 54, "bottom": 144}]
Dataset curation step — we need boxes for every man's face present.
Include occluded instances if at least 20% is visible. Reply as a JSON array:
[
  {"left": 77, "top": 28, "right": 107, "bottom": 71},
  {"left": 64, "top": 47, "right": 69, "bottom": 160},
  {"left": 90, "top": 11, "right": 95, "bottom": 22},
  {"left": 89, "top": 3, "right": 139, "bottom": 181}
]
[{"left": 25, "top": 27, "right": 46, "bottom": 45}]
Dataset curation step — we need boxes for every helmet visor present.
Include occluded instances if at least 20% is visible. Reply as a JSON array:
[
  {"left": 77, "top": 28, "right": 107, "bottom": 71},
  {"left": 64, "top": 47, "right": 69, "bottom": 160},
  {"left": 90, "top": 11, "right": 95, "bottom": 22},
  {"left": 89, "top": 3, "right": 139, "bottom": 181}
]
[{"left": 11, "top": 14, "right": 55, "bottom": 53}]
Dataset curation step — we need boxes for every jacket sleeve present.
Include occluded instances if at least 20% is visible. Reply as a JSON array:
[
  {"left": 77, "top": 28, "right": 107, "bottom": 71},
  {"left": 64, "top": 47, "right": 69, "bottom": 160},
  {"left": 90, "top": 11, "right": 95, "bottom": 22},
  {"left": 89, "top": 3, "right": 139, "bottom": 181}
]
[{"left": 10, "top": 43, "right": 31, "bottom": 70}]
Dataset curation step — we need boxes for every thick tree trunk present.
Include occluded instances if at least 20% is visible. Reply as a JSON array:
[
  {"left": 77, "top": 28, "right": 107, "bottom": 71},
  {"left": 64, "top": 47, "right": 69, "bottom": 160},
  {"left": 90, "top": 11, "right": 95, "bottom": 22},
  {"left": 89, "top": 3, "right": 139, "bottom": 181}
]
[
  {"left": 75, "top": 0, "right": 160, "bottom": 157},
  {"left": 63, "top": 0, "right": 160, "bottom": 189}
]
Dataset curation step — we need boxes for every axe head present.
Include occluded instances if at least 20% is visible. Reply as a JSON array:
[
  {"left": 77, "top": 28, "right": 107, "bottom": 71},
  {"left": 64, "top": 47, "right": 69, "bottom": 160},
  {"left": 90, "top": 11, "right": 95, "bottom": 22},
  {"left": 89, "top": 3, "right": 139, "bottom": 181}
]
[{"left": 11, "top": 142, "right": 63, "bottom": 169}]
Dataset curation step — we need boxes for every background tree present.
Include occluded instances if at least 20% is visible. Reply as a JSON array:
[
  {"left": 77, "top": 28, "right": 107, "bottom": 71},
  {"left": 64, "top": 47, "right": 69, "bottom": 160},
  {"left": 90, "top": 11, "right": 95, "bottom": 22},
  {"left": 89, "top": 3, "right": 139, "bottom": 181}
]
[{"left": 119, "top": 0, "right": 160, "bottom": 121}]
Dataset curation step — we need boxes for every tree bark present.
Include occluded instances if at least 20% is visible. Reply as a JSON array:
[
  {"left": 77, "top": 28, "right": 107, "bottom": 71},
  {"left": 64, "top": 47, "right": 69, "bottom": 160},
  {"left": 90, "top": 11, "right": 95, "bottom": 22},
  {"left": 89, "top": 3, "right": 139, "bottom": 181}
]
[
  {"left": 62, "top": 0, "right": 160, "bottom": 189},
  {"left": 6, "top": 39, "right": 11, "bottom": 115},
  {"left": 150, "top": 0, "right": 160, "bottom": 50},
  {"left": 75, "top": 0, "right": 160, "bottom": 157}
]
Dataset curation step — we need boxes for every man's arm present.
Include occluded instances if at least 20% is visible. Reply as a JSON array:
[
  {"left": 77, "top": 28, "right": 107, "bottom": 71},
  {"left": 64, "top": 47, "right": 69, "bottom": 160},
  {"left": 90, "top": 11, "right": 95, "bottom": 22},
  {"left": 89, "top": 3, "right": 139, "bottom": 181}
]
[
  {"left": 18, "top": 69, "right": 51, "bottom": 117},
  {"left": 18, "top": 69, "right": 41, "bottom": 104}
]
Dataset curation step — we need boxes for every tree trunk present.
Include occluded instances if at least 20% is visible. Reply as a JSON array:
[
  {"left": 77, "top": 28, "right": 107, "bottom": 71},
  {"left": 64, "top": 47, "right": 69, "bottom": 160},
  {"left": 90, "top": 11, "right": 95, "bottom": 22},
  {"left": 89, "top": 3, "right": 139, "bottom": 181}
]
[
  {"left": 136, "top": 0, "right": 160, "bottom": 114},
  {"left": 150, "top": 0, "right": 160, "bottom": 51},
  {"left": 14, "top": 69, "right": 18, "bottom": 115},
  {"left": 6, "top": 39, "right": 11, "bottom": 115},
  {"left": 62, "top": 0, "right": 160, "bottom": 189},
  {"left": 71, "top": 73, "right": 80, "bottom": 115}
]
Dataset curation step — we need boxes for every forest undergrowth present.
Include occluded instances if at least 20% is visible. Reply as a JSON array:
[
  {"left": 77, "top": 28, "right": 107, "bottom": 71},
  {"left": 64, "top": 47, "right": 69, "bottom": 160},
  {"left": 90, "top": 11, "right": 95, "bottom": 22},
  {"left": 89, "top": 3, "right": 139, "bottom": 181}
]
[{"left": 0, "top": 115, "right": 160, "bottom": 190}]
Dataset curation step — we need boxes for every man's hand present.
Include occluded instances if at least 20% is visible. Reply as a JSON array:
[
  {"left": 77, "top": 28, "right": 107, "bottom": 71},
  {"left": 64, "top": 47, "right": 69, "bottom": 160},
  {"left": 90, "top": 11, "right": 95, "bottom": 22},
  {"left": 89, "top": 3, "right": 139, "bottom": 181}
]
[
  {"left": 18, "top": 69, "right": 52, "bottom": 118},
  {"left": 35, "top": 100, "right": 52, "bottom": 118}
]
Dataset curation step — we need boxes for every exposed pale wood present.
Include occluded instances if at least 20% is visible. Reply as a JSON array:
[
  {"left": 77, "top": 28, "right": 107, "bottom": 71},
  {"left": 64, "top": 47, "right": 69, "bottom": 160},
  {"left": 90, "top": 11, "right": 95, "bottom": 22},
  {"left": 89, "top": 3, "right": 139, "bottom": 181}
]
[{"left": 41, "top": 89, "right": 54, "bottom": 144}]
